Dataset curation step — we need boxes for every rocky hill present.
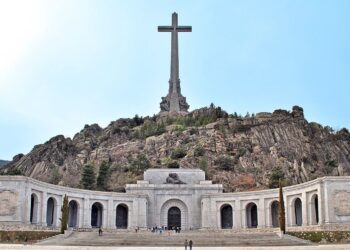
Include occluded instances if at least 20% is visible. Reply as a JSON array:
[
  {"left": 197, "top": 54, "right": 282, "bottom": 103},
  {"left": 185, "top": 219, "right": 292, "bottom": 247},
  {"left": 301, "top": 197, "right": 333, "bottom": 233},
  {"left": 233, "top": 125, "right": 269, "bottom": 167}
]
[
  {"left": 1, "top": 105, "right": 350, "bottom": 192},
  {"left": 0, "top": 160, "right": 9, "bottom": 168}
]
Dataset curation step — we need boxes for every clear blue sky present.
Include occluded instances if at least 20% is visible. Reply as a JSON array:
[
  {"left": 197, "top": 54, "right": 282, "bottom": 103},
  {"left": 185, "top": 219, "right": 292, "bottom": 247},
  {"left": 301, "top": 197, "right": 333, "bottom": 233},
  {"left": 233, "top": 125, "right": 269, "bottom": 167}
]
[{"left": 1, "top": 0, "right": 349, "bottom": 160}]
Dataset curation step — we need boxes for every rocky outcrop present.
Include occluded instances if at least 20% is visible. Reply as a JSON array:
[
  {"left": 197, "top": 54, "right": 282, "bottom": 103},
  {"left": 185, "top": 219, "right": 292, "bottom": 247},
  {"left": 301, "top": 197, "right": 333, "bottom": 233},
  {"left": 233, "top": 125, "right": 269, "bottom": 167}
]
[
  {"left": 2, "top": 105, "right": 350, "bottom": 192},
  {"left": 0, "top": 160, "right": 9, "bottom": 168}
]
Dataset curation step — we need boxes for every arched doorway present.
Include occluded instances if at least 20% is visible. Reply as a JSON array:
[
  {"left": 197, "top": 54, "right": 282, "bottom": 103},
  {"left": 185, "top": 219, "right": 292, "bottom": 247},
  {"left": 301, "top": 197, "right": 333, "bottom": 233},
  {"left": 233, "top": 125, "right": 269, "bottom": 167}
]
[
  {"left": 46, "top": 197, "right": 56, "bottom": 227},
  {"left": 221, "top": 204, "right": 233, "bottom": 229},
  {"left": 271, "top": 201, "right": 280, "bottom": 228},
  {"left": 30, "top": 193, "right": 39, "bottom": 224},
  {"left": 116, "top": 204, "right": 128, "bottom": 229},
  {"left": 68, "top": 200, "right": 78, "bottom": 228},
  {"left": 246, "top": 202, "right": 258, "bottom": 228},
  {"left": 168, "top": 207, "right": 181, "bottom": 230},
  {"left": 294, "top": 198, "right": 302, "bottom": 226},
  {"left": 310, "top": 194, "right": 319, "bottom": 225},
  {"left": 91, "top": 202, "right": 103, "bottom": 228}
]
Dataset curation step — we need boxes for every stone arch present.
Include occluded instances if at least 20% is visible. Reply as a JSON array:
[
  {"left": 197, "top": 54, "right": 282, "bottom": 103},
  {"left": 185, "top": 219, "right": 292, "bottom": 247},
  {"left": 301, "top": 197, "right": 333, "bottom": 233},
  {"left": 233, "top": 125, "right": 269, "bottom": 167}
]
[
  {"left": 246, "top": 202, "right": 258, "bottom": 228},
  {"left": 68, "top": 200, "right": 79, "bottom": 228},
  {"left": 310, "top": 194, "right": 319, "bottom": 225},
  {"left": 160, "top": 199, "right": 188, "bottom": 230},
  {"left": 270, "top": 200, "right": 280, "bottom": 228},
  {"left": 220, "top": 204, "right": 233, "bottom": 229},
  {"left": 116, "top": 203, "right": 128, "bottom": 229},
  {"left": 168, "top": 206, "right": 181, "bottom": 230},
  {"left": 46, "top": 197, "right": 57, "bottom": 227},
  {"left": 91, "top": 202, "right": 103, "bottom": 228},
  {"left": 30, "top": 193, "right": 39, "bottom": 224},
  {"left": 293, "top": 198, "right": 302, "bottom": 226}
]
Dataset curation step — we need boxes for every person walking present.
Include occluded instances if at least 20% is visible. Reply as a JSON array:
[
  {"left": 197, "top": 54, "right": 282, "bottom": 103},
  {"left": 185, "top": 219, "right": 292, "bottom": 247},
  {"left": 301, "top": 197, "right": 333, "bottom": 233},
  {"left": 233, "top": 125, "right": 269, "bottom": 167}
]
[
  {"left": 98, "top": 227, "right": 103, "bottom": 236},
  {"left": 189, "top": 239, "right": 193, "bottom": 250},
  {"left": 184, "top": 239, "right": 188, "bottom": 250}
]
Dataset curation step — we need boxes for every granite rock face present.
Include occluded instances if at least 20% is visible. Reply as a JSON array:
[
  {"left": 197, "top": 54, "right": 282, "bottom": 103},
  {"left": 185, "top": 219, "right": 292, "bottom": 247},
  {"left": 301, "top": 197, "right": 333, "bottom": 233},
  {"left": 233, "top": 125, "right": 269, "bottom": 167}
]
[
  {"left": 0, "top": 160, "right": 9, "bottom": 168},
  {"left": 2, "top": 105, "right": 350, "bottom": 192}
]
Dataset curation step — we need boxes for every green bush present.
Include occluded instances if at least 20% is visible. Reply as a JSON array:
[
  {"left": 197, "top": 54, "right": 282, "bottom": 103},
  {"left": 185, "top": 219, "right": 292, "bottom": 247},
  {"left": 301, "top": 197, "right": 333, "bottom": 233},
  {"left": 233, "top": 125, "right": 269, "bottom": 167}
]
[
  {"left": 269, "top": 167, "right": 285, "bottom": 188},
  {"left": 133, "top": 121, "right": 166, "bottom": 139},
  {"left": 96, "top": 161, "right": 110, "bottom": 190},
  {"left": 80, "top": 164, "right": 96, "bottom": 190},
  {"left": 194, "top": 145, "right": 205, "bottom": 157},
  {"left": 128, "top": 154, "right": 151, "bottom": 174},
  {"left": 170, "top": 147, "right": 187, "bottom": 159},
  {"left": 215, "top": 155, "right": 235, "bottom": 170},
  {"left": 288, "top": 231, "right": 350, "bottom": 243}
]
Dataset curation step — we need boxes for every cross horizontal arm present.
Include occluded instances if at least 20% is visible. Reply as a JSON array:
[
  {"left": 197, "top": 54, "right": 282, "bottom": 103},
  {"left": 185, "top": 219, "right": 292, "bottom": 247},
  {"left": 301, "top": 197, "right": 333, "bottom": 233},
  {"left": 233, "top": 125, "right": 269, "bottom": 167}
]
[
  {"left": 176, "top": 26, "right": 192, "bottom": 32},
  {"left": 158, "top": 26, "right": 173, "bottom": 32}
]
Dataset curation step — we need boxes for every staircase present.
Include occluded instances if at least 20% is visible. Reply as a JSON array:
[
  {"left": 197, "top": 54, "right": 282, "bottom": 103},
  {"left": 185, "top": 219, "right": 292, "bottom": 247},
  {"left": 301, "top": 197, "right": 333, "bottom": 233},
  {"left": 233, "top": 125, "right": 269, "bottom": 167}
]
[{"left": 37, "top": 230, "right": 311, "bottom": 246}]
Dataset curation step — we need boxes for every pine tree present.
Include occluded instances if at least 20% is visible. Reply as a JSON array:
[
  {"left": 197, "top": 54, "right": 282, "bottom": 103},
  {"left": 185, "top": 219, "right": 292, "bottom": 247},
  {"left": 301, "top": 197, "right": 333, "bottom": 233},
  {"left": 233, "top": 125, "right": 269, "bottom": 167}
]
[
  {"left": 279, "top": 179, "right": 286, "bottom": 234},
  {"left": 60, "top": 195, "right": 69, "bottom": 234},
  {"left": 80, "top": 164, "right": 96, "bottom": 190},
  {"left": 96, "top": 161, "right": 110, "bottom": 190}
]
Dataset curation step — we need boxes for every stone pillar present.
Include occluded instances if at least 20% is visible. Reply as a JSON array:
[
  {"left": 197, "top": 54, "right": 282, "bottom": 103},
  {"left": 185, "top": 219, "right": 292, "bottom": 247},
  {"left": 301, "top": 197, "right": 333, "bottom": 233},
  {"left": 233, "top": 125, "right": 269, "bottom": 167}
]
[
  {"left": 235, "top": 199, "right": 242, "bottom": 229},
  {"left": 82, "top": 197, "right": 91, "bottom": 228},
  {"left": 107, "top": 199, "right": 114, "bottom": 229},
  {"left": 137, "top": 197, "right": 148, "bottom": 228},
  {"left": 302, "top": 193, "right": 308, "bottom": 226},
  {"left": 258, "top": 198, "right": 266, "bottom": 228},
  {"left": 24, "top": 187, "right": 31, "bottom": 224},
  {"left": 41, "top": 192, "right": 47, "bottom": 227},
  {"left": 55, "top": 196, "right": 62, "bottom": 228},
  {"left": 265, "top": 204, "right": 272, "bottom": 228},
  {"left": 323, "top": 180, "right": 330, "bottom": 224},
  {"left": 318, "top": 183, "right": 324, "bottom": 225}
]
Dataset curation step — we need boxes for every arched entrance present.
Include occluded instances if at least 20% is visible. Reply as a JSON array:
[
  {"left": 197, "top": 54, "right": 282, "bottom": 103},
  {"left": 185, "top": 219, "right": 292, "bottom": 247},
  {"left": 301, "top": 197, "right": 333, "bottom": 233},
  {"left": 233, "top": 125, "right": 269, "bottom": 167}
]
[
  {"left": 310, "top": 194, "right": 319, "bottom": 225},
  {"left": 168, "top": 207, "right": 181, "bottom": 230},
  {"left": 46, "top": 197, "right": 56, "bottom": 227},
  {"left": 271, "top": 201, "right": 280, "bottom": 228},
  {"left": 116, "top": 204, "right": 128, "bottom": 229},
  {"left": 246, "top": 202, "right": 258, "bottom": 228},
  {"left": 68, "top": 200, "right": 78, "bottom": 228},
  {"left": 30, "top": 193, "right": 39, "bottom": 224},
  {"left": 91, "top": 202, "right": 103, "bottom": 228},
  {"left": 221, "top": 204, "right": 233, "bottom": 229},
  {"left": 160, "top": 199, "right": 188, "bottom": 230},
  {"left": 294, "top": 198, "right": 302, "bottom": 226}
]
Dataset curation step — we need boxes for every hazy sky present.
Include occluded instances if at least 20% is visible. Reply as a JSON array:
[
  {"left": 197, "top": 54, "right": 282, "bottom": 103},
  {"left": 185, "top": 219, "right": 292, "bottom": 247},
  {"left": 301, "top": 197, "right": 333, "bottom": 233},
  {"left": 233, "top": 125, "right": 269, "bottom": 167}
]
[{"left": 1, "top": 0, "right": 349, "bottom": 160}]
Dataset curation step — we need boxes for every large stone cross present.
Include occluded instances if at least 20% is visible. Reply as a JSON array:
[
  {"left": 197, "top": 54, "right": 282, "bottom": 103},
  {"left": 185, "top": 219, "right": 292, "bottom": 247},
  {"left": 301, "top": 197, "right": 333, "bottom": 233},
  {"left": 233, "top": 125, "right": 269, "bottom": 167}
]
[{"left": 158, "top": 12, "right": 191, "bottom": 114}]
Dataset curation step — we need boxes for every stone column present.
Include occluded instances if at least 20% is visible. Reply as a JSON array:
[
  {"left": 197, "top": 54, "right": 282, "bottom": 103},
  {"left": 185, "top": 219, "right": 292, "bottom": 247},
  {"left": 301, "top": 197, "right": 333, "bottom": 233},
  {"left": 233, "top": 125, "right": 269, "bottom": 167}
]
[
  {"left": 55, "top": 196, "right": 62, "bottom": 228},
  {"left": 302, "top": 193, "right": 308, "bottom": 226},
  {"left": 107, "top": 199, "right": 114, "bottom": 229},
  {"left": 258, "top": 198, "right": 266, "bottom": 228},
  {"left": 265, "top": 204, "right": 272, "bottom": 228},
  {"left": 318, "top": 183, "right": 324, "bottom": 225},
  {"left": 41, "top": 192, "right": 47, "bottom": 227},
  {"left": 82, "top": 197, "right": 91, "bottom": 228},
  {"left": 24, "top": 187, "right": 31, "bottom": 224},
  {"left": 234, "top": 199, "right": 242, "bottom": 229}
]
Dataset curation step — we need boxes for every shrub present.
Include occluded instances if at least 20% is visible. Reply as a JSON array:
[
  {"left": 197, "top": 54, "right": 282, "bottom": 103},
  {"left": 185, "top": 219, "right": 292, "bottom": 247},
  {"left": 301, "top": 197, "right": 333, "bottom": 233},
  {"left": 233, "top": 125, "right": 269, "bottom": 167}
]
[
  {"left": 170, "top": 147, "right": 187, "bottom": 159},
  {"left": 60, "top": 195, "right": 69, "bottom": 234},
  {"left": 194, "top": 145, "right": 205, "bottom": 157},
  {"left": 128, "top": 154, "right": 151, "bottom": 174},
  {"left": 133, "top": 121, "right": 166, "bottom": 139},
  {"left": 215, "top": 155, "right": 235, "bottom": 170}
]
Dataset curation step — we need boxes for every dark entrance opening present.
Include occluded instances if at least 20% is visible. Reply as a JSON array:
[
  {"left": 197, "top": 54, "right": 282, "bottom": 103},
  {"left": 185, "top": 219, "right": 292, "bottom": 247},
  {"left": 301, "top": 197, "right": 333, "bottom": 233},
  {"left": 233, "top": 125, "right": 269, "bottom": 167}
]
[
  {"left": 168, "top": 207, "right": 181, "bottom": 230},
  {"left": 294, "top": 198, "right": 302, "bottom": 226},
  {"left": 116, "top": 204, "right": 128, "bottom": 229},
  {"left": 221, "top": 204, "right": 233, "bottom": 229},
  {"left": 46, "top": 197, "right": 55, "bottom": 227},
  {"left": 246, "top": 203, "right": 258, "bottom": 228},
  {"left": 30, "top": 194, "right": 38, "bottom": 224},
  {"left": 271, "top": 201, "right": 280, "bottom": 228},
  {"left": 68, "top": 200, "right": 78, "bottom": 228},
  {"left": 91, "top": 202, "right": 103, "bottom": 228}
]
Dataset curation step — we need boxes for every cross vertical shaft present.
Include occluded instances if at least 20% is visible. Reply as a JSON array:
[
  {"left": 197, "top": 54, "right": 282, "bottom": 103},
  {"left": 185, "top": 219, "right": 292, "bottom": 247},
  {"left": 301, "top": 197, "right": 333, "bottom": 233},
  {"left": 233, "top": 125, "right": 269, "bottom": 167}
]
[{"left": 158, "top": 12, "right": 191, "bottom": 114}]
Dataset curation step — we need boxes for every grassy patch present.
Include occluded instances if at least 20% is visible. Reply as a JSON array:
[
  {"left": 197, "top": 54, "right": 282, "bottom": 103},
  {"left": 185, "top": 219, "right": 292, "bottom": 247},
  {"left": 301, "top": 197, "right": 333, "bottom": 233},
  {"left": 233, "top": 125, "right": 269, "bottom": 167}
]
[
  {"left": 288, "top": 231, "right": 350, "bottom": 243},
  {"left": 0, "top": 230, "right": 59, "bottom": 244}
]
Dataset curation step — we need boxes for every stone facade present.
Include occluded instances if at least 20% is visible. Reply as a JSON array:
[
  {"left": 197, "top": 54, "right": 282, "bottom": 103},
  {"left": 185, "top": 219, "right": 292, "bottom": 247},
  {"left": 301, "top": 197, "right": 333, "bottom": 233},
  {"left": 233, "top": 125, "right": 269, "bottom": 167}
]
[{"left": 0, "top": 169, "right": 350, "bottom": 230}]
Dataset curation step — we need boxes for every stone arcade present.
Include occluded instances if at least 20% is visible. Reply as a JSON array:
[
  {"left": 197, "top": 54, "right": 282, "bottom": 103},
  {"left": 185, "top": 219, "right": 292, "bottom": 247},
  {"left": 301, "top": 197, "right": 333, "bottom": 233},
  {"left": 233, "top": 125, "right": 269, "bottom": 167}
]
[{"left": 1, "top": 169, "right": 350, "bottom": 230}]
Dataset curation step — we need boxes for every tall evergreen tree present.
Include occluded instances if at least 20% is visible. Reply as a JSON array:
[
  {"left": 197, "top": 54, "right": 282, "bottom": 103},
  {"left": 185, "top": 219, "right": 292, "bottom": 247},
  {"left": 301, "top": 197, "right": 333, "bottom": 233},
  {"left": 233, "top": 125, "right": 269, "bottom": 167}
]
[
  {"left": 80, "top": 164, "right": 96, "bottom": 190},
  {"left": 96, "top": 161, "right": 110, "bottom": 190},
  {"left": 279, "top": 180, "right": 286, "bottom": 234},
  {"left": 60, "top": 195, "right": 69, "bottom": 234}
]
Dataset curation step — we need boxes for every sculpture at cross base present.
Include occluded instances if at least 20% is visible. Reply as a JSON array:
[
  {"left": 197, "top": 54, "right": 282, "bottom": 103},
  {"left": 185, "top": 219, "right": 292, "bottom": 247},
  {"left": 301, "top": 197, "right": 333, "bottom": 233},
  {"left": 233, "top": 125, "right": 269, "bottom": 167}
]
[{"left": 158, "top": 12, "right": 191, "bottom": 115}]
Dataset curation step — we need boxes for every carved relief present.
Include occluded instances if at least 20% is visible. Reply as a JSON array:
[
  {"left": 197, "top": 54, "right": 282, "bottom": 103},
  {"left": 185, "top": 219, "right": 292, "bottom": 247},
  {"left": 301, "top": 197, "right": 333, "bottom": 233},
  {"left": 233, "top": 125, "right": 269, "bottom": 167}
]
[
  {"left": 0, "top": 190, "right": 18, "bottom": 216},
  {"left": 333, "top": 191, "right": 350, "bottom": 216}
]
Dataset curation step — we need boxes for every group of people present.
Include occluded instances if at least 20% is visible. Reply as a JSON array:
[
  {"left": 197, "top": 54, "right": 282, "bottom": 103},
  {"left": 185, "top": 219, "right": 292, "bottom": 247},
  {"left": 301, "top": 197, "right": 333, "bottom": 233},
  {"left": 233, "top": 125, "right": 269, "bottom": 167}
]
[{"left": 184, "top": 239, "right": 193, "bottom": 250}]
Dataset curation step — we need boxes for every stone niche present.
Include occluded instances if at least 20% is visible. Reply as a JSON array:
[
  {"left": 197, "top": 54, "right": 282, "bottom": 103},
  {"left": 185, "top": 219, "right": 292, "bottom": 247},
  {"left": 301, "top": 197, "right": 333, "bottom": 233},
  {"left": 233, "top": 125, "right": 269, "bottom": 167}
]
[
  {"left": 333, "top": 191, "right": 350, "bottom": 216},
  {"left": 0, "top": 190, "right": 18, "bottom": 216}
]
